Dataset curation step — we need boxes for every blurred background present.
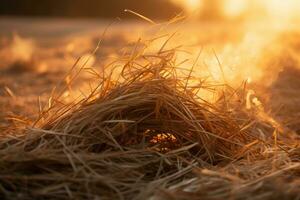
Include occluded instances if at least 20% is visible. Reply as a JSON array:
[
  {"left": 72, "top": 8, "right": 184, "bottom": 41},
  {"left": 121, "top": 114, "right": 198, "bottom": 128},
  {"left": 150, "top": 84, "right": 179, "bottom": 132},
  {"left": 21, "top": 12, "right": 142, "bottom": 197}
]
[
  {"left": 1, "top": 0, "right": 300, "bottom": 22},
  {"left": 0, "top": 0, "right": 182, "bottom": 20},
  {"left": 1, "top": 0, "right": 300, "bottom": 133}
]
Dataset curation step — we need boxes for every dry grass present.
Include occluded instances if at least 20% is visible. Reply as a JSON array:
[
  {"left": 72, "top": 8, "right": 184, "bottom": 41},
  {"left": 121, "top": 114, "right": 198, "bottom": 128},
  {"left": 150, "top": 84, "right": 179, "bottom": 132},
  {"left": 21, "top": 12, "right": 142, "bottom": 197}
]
[{"left": 0, "top": 38, "right": 299, "bottom": 200}]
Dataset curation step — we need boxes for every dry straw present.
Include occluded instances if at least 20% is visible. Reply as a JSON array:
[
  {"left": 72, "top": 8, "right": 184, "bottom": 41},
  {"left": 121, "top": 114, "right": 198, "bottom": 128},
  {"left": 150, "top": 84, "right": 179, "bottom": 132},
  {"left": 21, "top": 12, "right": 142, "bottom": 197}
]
[{"left": 0, "top": 33, "right": 299, "bottom": 200}]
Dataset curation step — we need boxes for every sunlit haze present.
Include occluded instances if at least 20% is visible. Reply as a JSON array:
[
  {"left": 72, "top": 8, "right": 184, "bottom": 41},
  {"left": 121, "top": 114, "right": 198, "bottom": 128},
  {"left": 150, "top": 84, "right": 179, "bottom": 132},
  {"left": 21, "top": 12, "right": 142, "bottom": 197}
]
[
  {"left": 171, "top": 0, "right": 300, "bottom": 23},
  {"left": 1, "top": 0, "right": 300, "bottom": 199},
  {"left": 171, "top": 0, "right": 202, "bottom": 12}
]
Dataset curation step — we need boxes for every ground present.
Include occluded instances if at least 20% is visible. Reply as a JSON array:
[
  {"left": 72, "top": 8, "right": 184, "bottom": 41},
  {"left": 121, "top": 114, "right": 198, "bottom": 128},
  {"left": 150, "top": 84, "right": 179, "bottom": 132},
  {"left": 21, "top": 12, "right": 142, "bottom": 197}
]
[
  {"left": 1, "top": 17, "right": 299, "bottom": 134},
  {"left": 0, "top": 17, "right": 300, "bottom": 200}
]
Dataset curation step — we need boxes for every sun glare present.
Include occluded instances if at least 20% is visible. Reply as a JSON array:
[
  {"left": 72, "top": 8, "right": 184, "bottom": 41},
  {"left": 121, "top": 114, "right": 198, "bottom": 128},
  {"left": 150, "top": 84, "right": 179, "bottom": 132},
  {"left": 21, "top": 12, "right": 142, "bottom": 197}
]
[
  {"left": 170, "top": 0, "right": 300, "bottom": 22},
  {"left": 186, "top": 0, "right": 202, "bottom": 10},
  {"left": 223, "top": 0, "right": 247, "bottom": 18},
  {"left": 171, "top": 0, "right": 202, "bottom": 12},
  {"left": 264, "top": 0, "right": 300, "bottom": 20}
]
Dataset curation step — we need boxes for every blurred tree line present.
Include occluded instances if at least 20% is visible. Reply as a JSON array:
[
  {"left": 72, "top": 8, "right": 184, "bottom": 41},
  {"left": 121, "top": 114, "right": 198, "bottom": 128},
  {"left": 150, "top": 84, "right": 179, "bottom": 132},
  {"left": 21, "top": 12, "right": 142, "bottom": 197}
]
[{"left": 0, "top": 0, "right": 182, "bottom": 19}]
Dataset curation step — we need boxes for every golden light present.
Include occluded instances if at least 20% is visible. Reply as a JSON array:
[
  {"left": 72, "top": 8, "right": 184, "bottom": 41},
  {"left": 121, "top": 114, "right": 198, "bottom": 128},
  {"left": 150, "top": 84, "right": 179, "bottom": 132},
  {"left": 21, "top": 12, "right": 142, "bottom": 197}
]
[
  {"left": 170, "top": 0, "right": 300, "bottom": 22},
  {"left": 223, "top": 0, "right": 247, "bottom": 18},
  {"left": 171, "top": 0, "right": 203, "bottom": 12},
  {"left": 163, "top": 0, "right": 300, "bottom": 97},
  {"left": 262, "top": 0, "right": 300, "bottom": 21},
  {"left": 186, "top": 0, "right": 202, "bottom": 11},
  {"left": 223, "top": 0, "right": 300, "bottom": 21}
]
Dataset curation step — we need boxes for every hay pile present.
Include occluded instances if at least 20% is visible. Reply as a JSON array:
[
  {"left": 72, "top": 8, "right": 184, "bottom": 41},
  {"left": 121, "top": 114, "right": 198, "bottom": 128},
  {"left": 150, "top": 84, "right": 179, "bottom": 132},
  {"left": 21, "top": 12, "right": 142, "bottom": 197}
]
[{"left": 0, "top": 45, "right": 299, "bottom": 200}]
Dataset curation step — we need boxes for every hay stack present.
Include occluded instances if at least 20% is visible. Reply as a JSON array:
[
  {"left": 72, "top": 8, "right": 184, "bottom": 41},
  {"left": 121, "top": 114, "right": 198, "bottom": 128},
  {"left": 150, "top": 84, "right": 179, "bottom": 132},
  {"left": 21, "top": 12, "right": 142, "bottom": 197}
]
[{"left": 0, "top": 46, "right": 299, "bottom": 200}]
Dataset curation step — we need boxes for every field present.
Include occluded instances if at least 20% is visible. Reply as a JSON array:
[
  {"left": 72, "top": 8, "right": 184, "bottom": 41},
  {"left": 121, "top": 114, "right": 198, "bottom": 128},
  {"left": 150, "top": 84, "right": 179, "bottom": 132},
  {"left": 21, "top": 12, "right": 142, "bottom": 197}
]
[{"left": 0, "top": 17, "right": 300, "bottom": 199}]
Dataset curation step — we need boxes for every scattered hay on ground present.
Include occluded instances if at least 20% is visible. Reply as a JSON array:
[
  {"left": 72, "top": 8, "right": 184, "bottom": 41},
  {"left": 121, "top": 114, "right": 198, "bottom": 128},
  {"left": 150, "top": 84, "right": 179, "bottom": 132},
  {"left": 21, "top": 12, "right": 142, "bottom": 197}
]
[{"left": 0, "top": 41, "right": 299, "bottom": 200}]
